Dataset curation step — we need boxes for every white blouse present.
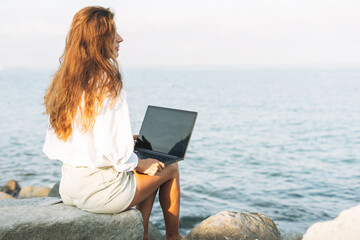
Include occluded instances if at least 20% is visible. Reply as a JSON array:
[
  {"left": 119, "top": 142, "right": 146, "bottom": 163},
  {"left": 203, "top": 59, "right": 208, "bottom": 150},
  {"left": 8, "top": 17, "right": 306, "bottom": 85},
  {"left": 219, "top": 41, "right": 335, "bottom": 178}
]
[{"left": 43, "top": 89, "right": 138, "bottom": 172}]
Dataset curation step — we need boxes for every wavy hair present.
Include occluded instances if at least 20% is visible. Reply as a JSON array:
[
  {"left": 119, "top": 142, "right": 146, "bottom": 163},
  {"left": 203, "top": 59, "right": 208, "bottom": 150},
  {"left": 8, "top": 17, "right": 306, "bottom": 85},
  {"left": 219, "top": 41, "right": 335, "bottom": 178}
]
[{"left": 44, "top": 6, "right": 122, "bottom": 141}]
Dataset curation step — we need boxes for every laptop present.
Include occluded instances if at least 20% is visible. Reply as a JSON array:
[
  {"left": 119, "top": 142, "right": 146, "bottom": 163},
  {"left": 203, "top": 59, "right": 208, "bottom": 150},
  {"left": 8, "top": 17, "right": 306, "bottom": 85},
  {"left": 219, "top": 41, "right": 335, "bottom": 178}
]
[{"left": 134, "top": 105, "right": 197, "bottom": 165}]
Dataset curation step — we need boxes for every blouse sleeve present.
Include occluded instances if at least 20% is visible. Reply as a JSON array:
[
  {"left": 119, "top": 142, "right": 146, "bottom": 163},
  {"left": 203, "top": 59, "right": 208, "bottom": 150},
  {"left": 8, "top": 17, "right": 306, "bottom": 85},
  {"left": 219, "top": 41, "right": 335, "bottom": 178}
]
[{"left": 92, "top": 91, "right": 138, "bottom": 172}]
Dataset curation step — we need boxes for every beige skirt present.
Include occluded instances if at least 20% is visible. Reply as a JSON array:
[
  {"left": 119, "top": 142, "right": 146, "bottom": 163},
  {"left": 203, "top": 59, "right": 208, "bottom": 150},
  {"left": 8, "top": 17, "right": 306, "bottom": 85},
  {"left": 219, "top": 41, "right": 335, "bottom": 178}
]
[{"left": 59, "top": 163, "right": 137, "bottom": 214}]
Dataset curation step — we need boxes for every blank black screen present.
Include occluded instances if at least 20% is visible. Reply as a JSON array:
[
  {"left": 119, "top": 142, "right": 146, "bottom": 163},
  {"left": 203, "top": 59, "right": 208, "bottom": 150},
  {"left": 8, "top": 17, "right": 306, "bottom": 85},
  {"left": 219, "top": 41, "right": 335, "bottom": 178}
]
[{"left": 136, "top": 106, "right": 197, "bottom": 157}]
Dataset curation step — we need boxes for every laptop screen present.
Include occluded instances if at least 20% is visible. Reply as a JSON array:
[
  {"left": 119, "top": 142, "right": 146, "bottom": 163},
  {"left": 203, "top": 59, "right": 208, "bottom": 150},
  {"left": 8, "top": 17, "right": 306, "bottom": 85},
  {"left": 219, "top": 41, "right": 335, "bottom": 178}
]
[{"left": 136, "top": 106, "right": 197, "bottom": 158}]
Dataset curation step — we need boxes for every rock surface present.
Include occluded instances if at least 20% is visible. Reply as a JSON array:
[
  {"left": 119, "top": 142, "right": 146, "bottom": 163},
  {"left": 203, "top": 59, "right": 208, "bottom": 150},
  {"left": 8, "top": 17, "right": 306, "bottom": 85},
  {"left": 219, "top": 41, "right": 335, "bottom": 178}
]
[
  {"left": 18, "top": 186, "right": 50, "bottom": 198},
  {"left": 47, "top": 182, "right": 60, "bottom": 198},
  {"left": 0, "top": 192, "right": 15, "bottom": 200},
  {"left": 184, "top": 211, "right": 281, "bottom": 240},
  {"left": 303, "top": 203, "right": 360, "bottom": 240},
  {"left": 0, "top": 197, "right": 61, "bottom": 207},
  {"left": 149, "top": 222, "right": 165, "bottom": 240},
  {"left": 0, "top": 197, "right": 164, "bottom": 240}
]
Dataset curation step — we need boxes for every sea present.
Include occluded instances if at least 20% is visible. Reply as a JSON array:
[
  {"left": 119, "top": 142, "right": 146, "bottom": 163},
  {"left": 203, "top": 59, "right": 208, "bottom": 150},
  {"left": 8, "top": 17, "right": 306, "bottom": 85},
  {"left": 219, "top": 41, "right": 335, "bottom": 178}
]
[{"left": 0, "top": 66, "right": 359, "bottom": 238}]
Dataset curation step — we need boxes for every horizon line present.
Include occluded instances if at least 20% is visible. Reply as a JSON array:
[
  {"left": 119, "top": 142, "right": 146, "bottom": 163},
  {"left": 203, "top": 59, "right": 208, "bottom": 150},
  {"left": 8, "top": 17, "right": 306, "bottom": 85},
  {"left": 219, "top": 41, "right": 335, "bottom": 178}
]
[{"left": 1, "top": 64, "right": 360, "bottom": 71}]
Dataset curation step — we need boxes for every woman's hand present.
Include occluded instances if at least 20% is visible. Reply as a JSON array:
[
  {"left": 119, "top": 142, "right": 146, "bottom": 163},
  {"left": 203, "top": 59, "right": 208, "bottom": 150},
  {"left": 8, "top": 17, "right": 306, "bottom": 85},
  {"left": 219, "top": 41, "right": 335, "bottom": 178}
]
[{"left": 135, "top": 158, "right": 165, "bottom": 176}]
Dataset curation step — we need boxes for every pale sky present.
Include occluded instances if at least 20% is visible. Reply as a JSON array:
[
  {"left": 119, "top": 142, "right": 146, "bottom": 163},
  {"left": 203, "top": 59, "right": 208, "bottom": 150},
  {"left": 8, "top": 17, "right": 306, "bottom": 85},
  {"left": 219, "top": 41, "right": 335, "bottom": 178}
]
[{"left": 0, "top": 0, "right": 359, "bottom": 69}]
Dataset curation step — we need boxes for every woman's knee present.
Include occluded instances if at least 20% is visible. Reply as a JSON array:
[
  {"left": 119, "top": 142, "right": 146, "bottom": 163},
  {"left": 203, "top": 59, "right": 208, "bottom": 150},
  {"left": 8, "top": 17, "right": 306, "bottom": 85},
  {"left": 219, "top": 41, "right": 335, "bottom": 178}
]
[{"left": 165, "top": 162, "right": 179, "bottom": 179}]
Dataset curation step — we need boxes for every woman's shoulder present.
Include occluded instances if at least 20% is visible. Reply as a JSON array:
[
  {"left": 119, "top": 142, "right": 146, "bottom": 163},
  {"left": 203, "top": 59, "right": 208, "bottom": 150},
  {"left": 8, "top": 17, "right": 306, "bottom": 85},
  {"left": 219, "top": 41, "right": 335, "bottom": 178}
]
[{"left": 101, "top": 88, "right": 128, "bottom": 112}]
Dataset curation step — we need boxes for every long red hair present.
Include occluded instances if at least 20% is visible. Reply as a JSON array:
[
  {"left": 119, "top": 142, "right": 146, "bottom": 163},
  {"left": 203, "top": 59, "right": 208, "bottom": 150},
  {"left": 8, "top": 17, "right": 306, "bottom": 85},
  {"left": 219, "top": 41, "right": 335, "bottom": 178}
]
[{"left": 44, "top": 6, "right": 122, "bottom": 141}]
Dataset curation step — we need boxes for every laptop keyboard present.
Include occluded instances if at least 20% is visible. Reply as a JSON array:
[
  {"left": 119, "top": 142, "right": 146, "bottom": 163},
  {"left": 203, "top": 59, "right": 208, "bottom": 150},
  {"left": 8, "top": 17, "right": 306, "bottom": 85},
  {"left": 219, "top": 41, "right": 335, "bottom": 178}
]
[{"left": 135, "top": 151, "right": 175, "bottom": 163}]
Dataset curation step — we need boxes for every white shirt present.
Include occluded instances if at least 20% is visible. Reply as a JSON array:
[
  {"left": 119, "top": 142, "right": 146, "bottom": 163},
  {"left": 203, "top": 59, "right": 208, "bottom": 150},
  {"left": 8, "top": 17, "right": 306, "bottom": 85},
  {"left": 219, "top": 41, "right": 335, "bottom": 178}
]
[{"left": 43, "top": 89, "right": 138, "bottom": 172}]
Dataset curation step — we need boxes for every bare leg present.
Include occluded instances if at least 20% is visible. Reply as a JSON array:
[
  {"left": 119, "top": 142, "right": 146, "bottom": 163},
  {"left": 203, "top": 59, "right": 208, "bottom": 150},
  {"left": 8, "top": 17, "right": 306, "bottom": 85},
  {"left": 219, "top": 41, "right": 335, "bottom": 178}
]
[
  {"left": 136, "top": 191, "right": 157, "bottom": 240},
  {"left": 159, "top": 168, "right": 182, "bottom": 240},
  {"left": 127, "top": 163, "right": 182, "bottom": 240}
]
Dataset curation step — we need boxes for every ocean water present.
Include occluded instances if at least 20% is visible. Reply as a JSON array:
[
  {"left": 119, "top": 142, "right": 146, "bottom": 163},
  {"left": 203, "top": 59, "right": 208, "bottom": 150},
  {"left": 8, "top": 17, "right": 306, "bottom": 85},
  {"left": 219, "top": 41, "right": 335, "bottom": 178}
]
[{"left": 0, "top": 66, "right": 359, "bottom": 238}]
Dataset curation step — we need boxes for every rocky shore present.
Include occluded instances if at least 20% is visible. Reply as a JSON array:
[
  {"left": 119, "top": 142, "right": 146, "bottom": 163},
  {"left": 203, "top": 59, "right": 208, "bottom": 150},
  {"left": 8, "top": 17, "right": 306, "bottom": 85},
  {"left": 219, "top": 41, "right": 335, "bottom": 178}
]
[
  {"left": 3, "top": 179, "right": 359, "bottom": 240},
  {"left": 0, "top": 180, "right": 51, "bottom": 199},
  {"left": 0, "top": 179, "right": 285, "bottom": 240}
]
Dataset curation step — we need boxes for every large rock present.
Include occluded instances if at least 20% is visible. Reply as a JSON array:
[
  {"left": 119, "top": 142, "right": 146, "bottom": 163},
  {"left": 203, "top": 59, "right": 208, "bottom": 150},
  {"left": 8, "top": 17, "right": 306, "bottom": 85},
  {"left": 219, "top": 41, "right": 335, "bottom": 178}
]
[
  {"left": 0, "top": 197, "right": 164, "bottom": 240},
  {"left": 303, "top": 204, "right": 360, "bottom": 240},
  {"left": 0, "top": 197, "right": 62, "bottom": 207},
  {"left": 0, "top": 192, "right": 15, "bottom": 200},
  {"left": 0, "top": 180, "right": 21, "bottom": 197},
  {"left": 149, "top": 222, "right": 165, "bottom": 240},
  {"left": 184, "top": 211, "right": 281, "bottom": 240},
  {"left": 18, "top": 186, "right": 50, "bottom": 198},
  {"left": 47, "top": 182, "right": 60, "bottom": 198}
]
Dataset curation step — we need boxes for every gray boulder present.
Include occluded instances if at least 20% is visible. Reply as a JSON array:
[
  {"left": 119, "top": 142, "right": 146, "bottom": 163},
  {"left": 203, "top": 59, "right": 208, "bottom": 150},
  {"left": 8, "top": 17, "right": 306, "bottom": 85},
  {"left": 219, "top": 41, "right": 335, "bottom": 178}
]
[
  {"left": 184, "top": 211, "right": 281, "bottom": 240},
  {"left": 47, "top": 182, "right": 60, "bottom": 198},
  {"left": 0, "top": 197, "right": 163, "bottom": 240},
  {"left": 149, "top": 222, "right": 165, "bottom": 240},
  {"left": 0, "top": 197, "right": 62, "bottom": 207}
]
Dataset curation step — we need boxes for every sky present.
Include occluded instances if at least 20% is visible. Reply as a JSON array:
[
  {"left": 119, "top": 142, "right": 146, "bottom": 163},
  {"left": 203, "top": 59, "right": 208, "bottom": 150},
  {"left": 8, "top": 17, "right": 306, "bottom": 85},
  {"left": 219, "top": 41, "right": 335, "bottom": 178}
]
[{"left": 0, "top": 0, "right": 359, "bottom": 69}]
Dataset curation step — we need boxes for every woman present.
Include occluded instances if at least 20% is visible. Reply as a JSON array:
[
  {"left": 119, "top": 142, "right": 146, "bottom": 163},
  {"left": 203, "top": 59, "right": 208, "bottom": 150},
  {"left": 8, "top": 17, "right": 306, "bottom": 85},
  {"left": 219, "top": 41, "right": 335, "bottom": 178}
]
[{"left": 43, "top": 6, "right": 182, "bottom": 240}]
